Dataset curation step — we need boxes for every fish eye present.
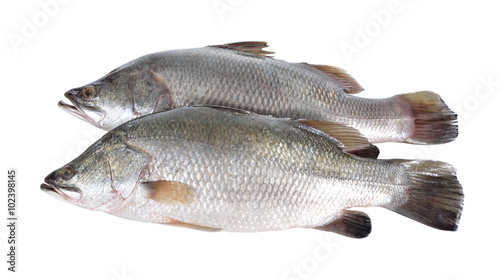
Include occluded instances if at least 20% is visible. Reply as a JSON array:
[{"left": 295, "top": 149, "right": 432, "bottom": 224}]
[
  {"left": 81, "top": 86, "right": 97, "bottom": 99},
  {"left": 61, "top": 166, "right": 75, "bottom": 180}
]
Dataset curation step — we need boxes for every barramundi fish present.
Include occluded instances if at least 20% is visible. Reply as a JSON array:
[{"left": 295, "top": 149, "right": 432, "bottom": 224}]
[
  {"left": 41, "top": 106, "right": 463, "bottom": 238},
  {"left": 59, "top": 41, "right": 457, "bottom": 144}
]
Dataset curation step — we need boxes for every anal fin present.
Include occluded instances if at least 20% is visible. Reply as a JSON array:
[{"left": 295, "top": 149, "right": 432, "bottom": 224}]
[
  {"left": 315, "top": 210, "right": 372, "bottom": 238},
  {"left": 299, "top": 120, "right": 379, "bottom": 159}
]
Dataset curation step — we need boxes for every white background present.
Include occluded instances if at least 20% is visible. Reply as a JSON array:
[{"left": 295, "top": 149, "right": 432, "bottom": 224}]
[{"left": 1, "top": 0, "right": 499, "bottom": 279}]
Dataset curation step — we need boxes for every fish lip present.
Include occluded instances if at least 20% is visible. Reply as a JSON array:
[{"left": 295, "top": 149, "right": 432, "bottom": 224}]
[
  {"left": 59, "top": 91, "right": 104, "bottom": 125},
  {"left": 41, "top": 181, "right": 82, "bottom": 203}
]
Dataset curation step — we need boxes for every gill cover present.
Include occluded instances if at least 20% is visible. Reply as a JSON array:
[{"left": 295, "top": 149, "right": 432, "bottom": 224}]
[
  {"left": 97, "top": 63, "right": 172, "bottom": 122},
  {"left": 107, "top": 130, "right": 151, "bottom": 199}
]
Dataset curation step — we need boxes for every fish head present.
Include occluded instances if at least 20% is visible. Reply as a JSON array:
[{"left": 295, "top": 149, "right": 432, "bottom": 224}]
[
  {"left": 41, "top": 151, "right": 121, "bottom": 211},
  {"left": 58, "top": 80, "right": 135, "bottom": 131},
  {"left": 59, "top": 63, "right": 173, "bottom": 131},
  {"left": 41, "top": 131, "right": 151, "bottom": 212}
]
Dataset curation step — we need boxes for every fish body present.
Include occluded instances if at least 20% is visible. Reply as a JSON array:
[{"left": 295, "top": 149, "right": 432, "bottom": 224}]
[
  {"left": 60, "top": 42, "right": 457, "bottom": 144},
  {"left": 42, "top": 107, "right": 463, "bottom": 237}
]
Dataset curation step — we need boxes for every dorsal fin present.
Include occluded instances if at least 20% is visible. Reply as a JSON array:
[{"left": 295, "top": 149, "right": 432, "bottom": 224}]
[
  {"left": 191, "top": 105, "right": 254, "bottom": 115},
  {"left": 304, "top": 64, "right": 364, "bottom": 94},
  {"left": 299, "top": 120, "right": 379, "bottom": 159},
  {"left": 209, "top": 41, "right": 274, "bottom": 57}
]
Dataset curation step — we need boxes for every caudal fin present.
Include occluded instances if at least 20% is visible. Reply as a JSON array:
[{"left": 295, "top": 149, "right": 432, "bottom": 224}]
[
  {"left": 385, "top": 160, "right": 463, "bottom": 231},
  {"left": 398, "top": 91, "right": 458, "bottom": 144}
]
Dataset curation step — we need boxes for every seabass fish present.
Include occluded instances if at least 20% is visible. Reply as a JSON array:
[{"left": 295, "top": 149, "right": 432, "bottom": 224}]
[
  {"left": 41, "top": 106, "right": 463, "bottom": 237},
  {"left": 59, "top": 42, "right": 457, "bottom": 144}
]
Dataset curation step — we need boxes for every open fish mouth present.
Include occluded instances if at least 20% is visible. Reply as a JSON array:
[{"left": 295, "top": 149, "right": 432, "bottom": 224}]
[
  {"left": 58, "top": 91, "right": 104, "bottom": 125},
  {"left": 41, "top": 182, "right": 82, "bottom": 203}
]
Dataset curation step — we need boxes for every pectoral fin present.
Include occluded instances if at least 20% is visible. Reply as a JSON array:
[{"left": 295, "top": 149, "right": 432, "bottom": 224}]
[
  {"left": 143, "top": 180, "right": 193, "bottom": 205},
  {"left": 149, "top": 70, "right": 172, "bottom": 111},
  {"left": 315, "top": 210, "right": 372, "bottom": 238},
  {"left": 299, "top": 120, "right": 379, "bottom": 159}
]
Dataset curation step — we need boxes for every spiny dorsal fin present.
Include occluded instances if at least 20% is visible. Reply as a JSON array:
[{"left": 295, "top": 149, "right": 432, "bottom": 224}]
[
  {"left": 191, "top": 105, "right": 254, "bottom": 115},
  {"left": 210, "top": 41, "right": 274, "bottom": 57},
  {"left": 315, "top": 210, "right": 372, "bottom": 238},
  {"left": 304, "top": 64, "right": 364, "bottom": 94},
  {"left": 299, "top": 120, "right": 379, "bottom": 159},
  {"left": 143, "top": 181, "right": 193, "bottom": 205}
]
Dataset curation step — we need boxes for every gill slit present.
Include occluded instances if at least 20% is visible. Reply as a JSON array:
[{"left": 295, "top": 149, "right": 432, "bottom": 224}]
[
  {"left": 106, "top": 158, "right": 120, "bottom": 201},
  {"left": 129, "top": 83, "right": 140, "bottom": 118}
]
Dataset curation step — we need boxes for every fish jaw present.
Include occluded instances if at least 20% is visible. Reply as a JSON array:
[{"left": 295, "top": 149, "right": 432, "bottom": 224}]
[
  {"left": 40, "top": 181, "right": 82, "bottom": 204},
  {"left": 58, "top": 90, "right": 105, "bottom": 127}
]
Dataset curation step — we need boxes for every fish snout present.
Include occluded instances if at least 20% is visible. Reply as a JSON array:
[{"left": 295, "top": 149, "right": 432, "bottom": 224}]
[
  {"left": 59, "top": 88, "right": 105, "bottom": 126},
  {"left": 59, "top": 88, "right": 83, "bottom": 116},
  {"left": 43, "top": 169, "right": 58, "bottom": 183},
  {"left": 64, "top": 88, "right": 80, "bottom": 101},
  {"left": 41, "top": 170, "right": 82, "bottom": 203}
]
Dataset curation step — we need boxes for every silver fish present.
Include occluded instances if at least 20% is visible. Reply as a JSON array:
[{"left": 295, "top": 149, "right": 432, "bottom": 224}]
[
  {"left": 59, "top": 41, "right": 458, "bottom": 144},
  {"left": 41, "top": 106, "right": 463, "bottom": 237}
]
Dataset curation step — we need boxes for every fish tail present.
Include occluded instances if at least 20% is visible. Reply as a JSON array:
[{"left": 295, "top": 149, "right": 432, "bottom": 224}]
[
  {"left": 397, "top": 91, "right": 458, "bottom": 144},
  {"left": 385, "top": 160, "right": 464, "bottom": 231}
]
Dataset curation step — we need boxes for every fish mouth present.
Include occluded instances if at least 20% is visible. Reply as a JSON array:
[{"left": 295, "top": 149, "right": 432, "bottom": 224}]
[
  {"left": 58, "top": 91, "right": 104, "bottom": 125},
  {"left": 41, "top": 181, "right": 82, "bottom": 203}
]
